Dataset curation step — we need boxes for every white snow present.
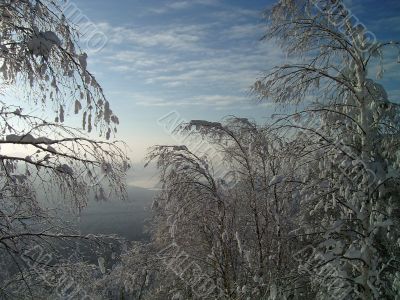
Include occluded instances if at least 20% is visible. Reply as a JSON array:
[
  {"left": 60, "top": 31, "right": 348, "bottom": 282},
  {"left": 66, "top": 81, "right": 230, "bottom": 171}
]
[
  {"left": 27, "top": 31, "right": 61, "bottom": 58},
  {"left": 235, "top": 231, "right": 243, "bottom": 254},
  {"left": 269, "top": 175, "right": 285, "bottom": 186},
  {"left": 189, "top": 120, "right": 222, "bottom": 130},
  {"left": 173, "top": 145, "right": 188, "bottom": 151},
  {"left": 98, "top": 257, "right": 106, "bottom": 274},
  {"left": 5, "top": 134, "right": 53, "bottom": 144}
]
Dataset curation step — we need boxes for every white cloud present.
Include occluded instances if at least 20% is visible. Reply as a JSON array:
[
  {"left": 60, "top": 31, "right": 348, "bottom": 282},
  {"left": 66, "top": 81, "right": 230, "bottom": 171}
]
[
  {"left": 88, "top": 2, "right": 285, "bottom": 111},
  {"left": 131, "top": 92, "right": 249, "bottom": 108},
  {"left": 97, "top": 22, "right": 207, "bottom": 51},
  {"left": 225, "top": 24, "right": 264, "bottom": 39},
  {"left": 101, "top": 37, "right": 282, "bottom": 86},
  {"left": 148, "top": 0, "right": 221, "bottom": 14},
  {"left": 211, "top": 7, "right": 261, "bottom": 21}
]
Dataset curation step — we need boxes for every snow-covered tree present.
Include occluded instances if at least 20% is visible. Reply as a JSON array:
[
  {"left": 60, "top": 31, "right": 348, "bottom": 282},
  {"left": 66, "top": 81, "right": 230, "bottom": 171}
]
[
  {"left": 92, "top": 242, "right": 181, "bottom": 300},
  {"left": 146, "top": 117, "right": 304, "bottom": 299},
  {"left": 0, "top": 1, "right": 129, "bottom": 298},
  {"left": 253, "top": 0, "right": 400, "bottom": 298}
]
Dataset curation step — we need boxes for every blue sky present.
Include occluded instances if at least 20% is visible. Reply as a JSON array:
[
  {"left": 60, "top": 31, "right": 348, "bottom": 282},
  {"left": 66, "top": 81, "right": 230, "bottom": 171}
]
[{"left": 71, "top": 0, "right": 400, "bottom": 187}]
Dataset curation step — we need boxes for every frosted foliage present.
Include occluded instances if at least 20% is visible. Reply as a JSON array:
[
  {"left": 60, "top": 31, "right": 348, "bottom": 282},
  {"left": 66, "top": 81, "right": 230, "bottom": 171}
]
[
  {"left": 250, "top": 0, "right": 400, "bottom": 298},
  {"left": 26, "top": 30, "right": 62, "bottom": 58},
  {"left": 0, "top": 0, "right": 120, "bottom": 138},
  {"left": 0, "top": 1, "right": 130, "bottom": 298},
  {"left": 146, "top": 117, "right": 302, "bottom": 299}
]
